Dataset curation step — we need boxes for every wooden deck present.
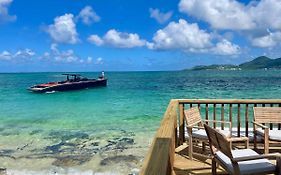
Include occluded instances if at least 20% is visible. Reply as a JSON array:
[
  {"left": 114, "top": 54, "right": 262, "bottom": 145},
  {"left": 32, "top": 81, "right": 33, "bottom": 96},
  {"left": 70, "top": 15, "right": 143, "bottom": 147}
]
[
  {"left": 173, "top": 143, "right": 281, "bottom": 175},
  {"left": 140, "top": 99, "right": 281, "bottom": 175},
  {"left": 174, "top": 144, "right": 223, "bottom": 175}
]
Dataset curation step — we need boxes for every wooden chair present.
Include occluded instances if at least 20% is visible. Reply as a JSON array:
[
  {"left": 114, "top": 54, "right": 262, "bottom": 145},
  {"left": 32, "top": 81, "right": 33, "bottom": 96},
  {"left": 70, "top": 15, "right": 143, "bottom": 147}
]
[
  {"left": 253, "top": 107, "right": 281, "bottom": 154},
  {"left": 184, "top": 107, "right": 232, "bottom": 160},
  {"left": 204, "top": 124, "right": 281, "bottom": 175}
]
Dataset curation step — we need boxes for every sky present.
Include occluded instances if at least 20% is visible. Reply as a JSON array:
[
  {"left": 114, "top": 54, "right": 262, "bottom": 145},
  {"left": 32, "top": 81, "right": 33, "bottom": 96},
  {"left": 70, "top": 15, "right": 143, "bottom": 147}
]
[{"left": 1, "top": 0, "right": 281, "bottom": 72}]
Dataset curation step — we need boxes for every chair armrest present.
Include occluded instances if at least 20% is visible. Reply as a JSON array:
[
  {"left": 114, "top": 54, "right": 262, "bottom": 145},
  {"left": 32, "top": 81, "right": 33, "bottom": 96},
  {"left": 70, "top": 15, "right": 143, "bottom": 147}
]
[
  {"left": 192, "top": 125, "right": 204, "bottom": 129},
  {"left": 187, "top": 120, "right": 202, "bottom": 128},
  {"left": 203, "top": 119, "right": 232, "bottom": 135},
  {"left": 202, "top": 119, "right": 231, "bottom": 125},
  {"left": 252, "top": 121, "right": 268, "bottom": 129},
  {"left": 226, "top": 137, "right": 248, "bottom": 143},
  {"left": 232, "top": 153, "right": 281, "bottom": 162}
]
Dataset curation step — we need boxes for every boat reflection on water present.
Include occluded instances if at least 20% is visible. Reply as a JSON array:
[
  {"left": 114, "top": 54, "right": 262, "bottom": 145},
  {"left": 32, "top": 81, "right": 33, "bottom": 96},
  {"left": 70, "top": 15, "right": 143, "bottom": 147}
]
[{"left": 28, "top": 72, "right": 107, "bottom": 93}]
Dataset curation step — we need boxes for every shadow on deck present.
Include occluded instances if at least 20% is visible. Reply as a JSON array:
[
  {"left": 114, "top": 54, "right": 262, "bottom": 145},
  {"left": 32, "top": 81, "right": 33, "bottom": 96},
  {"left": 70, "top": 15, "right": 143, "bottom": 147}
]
[
  {"left": 173, "top": 143, "right": 281, "bottom": 175},
  {"left": 174, "top": 144, "right": 224, "bottom": 175}
]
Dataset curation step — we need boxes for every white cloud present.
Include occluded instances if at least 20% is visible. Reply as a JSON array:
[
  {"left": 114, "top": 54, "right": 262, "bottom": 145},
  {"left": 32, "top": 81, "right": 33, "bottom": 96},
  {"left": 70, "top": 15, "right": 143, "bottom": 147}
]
[
  {"left": 249, "top": 0, "right": 281, "bottom": 31},
  {"left": 179, "top": 0, "right": 255, "bottom": 30},
  {"left": 150, "top": 19, "right": 212, "bottom": 51},
  {"left": 88, "top": 35, "right": 104, "bottom": 46},
  {"left": 42, "top": 44, "right": 96, "bottom": 64},
  {"left": 212, "top": 39, "right": 240, "bottom": 55},
  {"left": 95, "top": 57, "right": 103, "bottom": 64},
  {"left": 47, "top": 14, "right": 79, "bottom": 44},
  {"left": 0, "top": 0, "right": 16, "bottom": 24},
  {"left": 77, "top": 6, "right": 100, "bottom": 25},
  {"left": 55, "top": 50, "right": 78, "bottom": 63},
  {"left": 251, "top": 31, "right": 281, "bottom": 48},
  {"left": 149, "top": 8, "right": 172, "bottom": 24},
  {"left": 149, "top": 19, "right": 240, "bottom": 55},
  {"left": 88, "top": 29, "right": 147, "bottom": 48},
  {"left": 178, "top": 0, "right": 281, "bottom": 48},
  {"left": 86, "top": 56, "right": 93, "bottom": 63},
  {"left": 14, "top": 49, "right": 35, "bottom": 58},
  {"left": 0, "top": 49, "right": 36, "bottom": 61},
  {"left": 179, "top": 0, "right": 281, "bottom": 31},
  {"left": 0, "top": 50, "right": 12, "bottom": 60},
  {"left": 44, "top": 44, "right": 79, "bottom": 63}
]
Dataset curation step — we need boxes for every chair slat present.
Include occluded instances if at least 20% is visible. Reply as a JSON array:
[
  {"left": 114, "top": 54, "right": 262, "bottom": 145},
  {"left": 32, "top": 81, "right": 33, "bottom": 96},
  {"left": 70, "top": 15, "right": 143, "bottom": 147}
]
[
  {"left": 221, "top": 104, "right": 224, "bottom": 130},
  {"left": 245, "top": 104, "right": 249, "bottom": 137}
]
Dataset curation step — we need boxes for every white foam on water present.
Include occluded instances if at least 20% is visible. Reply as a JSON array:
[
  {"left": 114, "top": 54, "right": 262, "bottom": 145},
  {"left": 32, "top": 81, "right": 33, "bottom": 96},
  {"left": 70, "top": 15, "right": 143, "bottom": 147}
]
[
  {"left": 5, "top": 169, "right": 121, "bottom": 175},
  {"left": 45, "top": 91, "right": 56, "bottom": 94}
]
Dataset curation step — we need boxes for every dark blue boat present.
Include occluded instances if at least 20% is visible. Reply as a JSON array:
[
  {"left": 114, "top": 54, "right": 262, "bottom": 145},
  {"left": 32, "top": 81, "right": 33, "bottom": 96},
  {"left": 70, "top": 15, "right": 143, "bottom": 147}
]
[{"left": 28, "top": 73, "right": 107, "bottom": 93}]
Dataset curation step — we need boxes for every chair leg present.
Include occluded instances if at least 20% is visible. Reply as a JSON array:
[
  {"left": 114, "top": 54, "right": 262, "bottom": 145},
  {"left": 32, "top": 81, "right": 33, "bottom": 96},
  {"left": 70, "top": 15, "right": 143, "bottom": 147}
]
[
  {"left": 264, "top": 139, "right": 269, "bottom": 154},
  {"left": 188, "top": 129, "right": 193, "bottom": 160},
  {"left": 253, "top": 124, "right": 257, "bottom": 150},
  {"left": 212, "top": 158, "right": 217, "bottom": 175},
  {"left": 264, "top": 129, "right": 269, "bottom": 154},
  {"left": 254, "top": 132, "right": 257, "bottom": 150},
  {"left": 188, "top": 137, "right": 193, "bottom": 160},
  {"left": 202, "top": 141, "right": 206, "bottom": 152},
  {"left": 276, "top": 156, "right": 281, "bottom": 175},
  {"left": 245, "top": 139, "right": 249, "bottom": 149},
  {"left": 264, "top": 142, "right": 269, "bottom": 154},
  {"left": 229, "top": 141, "right": 232, "bottom": 150}
]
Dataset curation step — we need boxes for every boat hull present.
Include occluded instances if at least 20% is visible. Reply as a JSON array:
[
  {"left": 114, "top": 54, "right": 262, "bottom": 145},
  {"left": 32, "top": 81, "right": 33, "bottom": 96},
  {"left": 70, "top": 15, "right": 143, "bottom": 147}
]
[{"left": 29, "top": 79, "right": 107, "bottom": 93}]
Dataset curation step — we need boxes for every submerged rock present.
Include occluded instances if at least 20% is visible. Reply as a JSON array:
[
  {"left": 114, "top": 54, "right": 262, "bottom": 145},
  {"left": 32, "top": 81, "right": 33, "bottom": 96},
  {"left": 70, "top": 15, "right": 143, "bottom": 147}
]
[
  {"left": 0, "top": 149, "right": 14, "bottom": 155},
  {"left": 45, "top": 142, "right": 76, "bottom": 153},
  {"left": 48, "top": 131, "right": 89, "bottom": 141},
  {"left": 119, "top": 138, "right": 134, "bottom": 145},
  {"left": 0, "top": 149, "right": 15, "bottom": 160},
  {"left": 0, "top": 167, "right": 7, "bottom": 175},
  {"left": 100, "top": 155, "right": 138, "bottom": 166},
  {"left": 52, "top": 155, "right": 92, "bottom": 167},
  {"left": 0, "top": 130, "right": 20, "bottom": 136},
  {"left": 45, "top": 142, "right": 64, "bottom": 153},
  {"left": 29, "top": 129, "right": 42, "bottom": 135},
  {"left": 102, "top": 137, "right": 135, "bottom": 152}
]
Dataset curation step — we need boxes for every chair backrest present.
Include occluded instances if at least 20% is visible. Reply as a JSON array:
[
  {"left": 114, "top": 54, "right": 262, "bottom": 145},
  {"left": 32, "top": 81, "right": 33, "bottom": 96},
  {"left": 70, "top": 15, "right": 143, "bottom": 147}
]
[
  {"left": 204, "top": 124, "right": 232, "bottom": 159},
  {"left": 254, "top": 107, "right": 281, "bottom": 124},
  {"left": 184, "top": 107, "right": 202, "bottom": 127}
]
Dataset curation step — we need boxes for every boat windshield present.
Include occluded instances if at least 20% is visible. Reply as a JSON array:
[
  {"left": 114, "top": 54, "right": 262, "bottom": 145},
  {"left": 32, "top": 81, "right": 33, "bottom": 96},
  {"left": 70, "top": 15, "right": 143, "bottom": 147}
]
[{"left": 62, "top": 74, "right": 90, "bottom": 82}]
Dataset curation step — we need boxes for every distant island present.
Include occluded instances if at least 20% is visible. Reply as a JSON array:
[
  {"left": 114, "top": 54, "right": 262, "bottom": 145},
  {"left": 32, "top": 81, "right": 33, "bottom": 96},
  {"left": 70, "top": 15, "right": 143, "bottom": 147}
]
[{"left": 189, "top": 56, "right": 281, "bottom": 70}]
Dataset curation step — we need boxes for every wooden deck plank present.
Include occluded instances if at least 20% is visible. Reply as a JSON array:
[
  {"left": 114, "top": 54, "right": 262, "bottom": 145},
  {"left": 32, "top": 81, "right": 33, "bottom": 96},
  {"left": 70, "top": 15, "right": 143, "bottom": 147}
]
[
  {"left": 173, "top": 144, "right": 225, "bottom": 175},
  {"left": 173, "top": 143, "right": 280, "bottom": 175}
]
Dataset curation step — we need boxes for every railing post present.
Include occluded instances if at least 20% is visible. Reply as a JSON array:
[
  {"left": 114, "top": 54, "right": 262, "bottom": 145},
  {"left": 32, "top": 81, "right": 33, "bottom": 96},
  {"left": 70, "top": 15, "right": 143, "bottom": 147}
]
[
  {"left": 245, "top": 104, "right": 249, "bottom": 137},
  {"left": 206, "top": 104, "right": 209, "bottom": 125},
  {"left": 179, "top": 103, "right": 185, "bottom": 145},
  {"left": 237, "top": 103, "right": 241, "bottom": 137},
  {"left": 221, "top": 104, "right": 224, "bottom": 130},
  {"left": 279, "top": 104, "right": 281, "bottom": 130},
  {"left": 175, "top": 111, "right": 178, "bottom": 147},
  {"left": 140, "top": 100, "right": 177, "bottom": 175},
  {"left": 213, "top": 104, "right": 216, "bottom": 128}
]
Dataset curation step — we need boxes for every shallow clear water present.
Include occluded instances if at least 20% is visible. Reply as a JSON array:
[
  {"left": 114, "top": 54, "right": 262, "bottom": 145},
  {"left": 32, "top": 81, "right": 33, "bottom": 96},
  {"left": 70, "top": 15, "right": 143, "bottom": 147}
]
[{"left": 1, "top": 70, "right": 281, "bottom": 174}]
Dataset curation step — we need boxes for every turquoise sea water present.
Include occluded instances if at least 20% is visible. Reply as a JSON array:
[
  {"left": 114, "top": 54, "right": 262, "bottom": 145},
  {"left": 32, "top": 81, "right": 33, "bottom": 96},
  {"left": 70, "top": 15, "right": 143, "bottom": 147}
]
[{"left": 1, "top": 70, "right": 281, "bottom": 174}]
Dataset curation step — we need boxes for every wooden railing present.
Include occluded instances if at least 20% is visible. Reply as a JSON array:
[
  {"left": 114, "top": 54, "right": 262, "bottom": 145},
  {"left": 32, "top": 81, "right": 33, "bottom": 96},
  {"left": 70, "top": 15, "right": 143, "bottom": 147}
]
[
  {"left": 178, "top": 99, "right": 281, "bottom": 145},
  {"left": 140, "top": 99, "right": 281, "bottom": 175},
  {"left": 140, "top": 99, "right": 178, "bottom": 175}
]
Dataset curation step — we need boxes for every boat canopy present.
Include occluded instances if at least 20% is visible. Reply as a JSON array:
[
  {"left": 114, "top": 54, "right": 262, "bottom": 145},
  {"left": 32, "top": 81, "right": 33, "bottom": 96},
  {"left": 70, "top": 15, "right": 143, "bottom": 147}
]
[
  {"left": 62, "top": 74, "right": 82, "bottom": 81},
  {"left": 62, "top": 73, "right": 81, "bottom": 76}
]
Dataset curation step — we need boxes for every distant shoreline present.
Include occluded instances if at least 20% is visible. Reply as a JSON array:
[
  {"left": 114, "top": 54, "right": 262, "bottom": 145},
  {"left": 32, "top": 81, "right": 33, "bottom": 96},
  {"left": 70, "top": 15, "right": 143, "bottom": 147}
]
[{"left": 186, "top": 56, "right": 281, "bottom": 71}]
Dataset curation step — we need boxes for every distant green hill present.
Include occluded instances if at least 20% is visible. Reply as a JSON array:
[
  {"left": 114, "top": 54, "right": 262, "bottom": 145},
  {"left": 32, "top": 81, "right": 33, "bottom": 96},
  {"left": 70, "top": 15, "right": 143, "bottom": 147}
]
[
  {"left": 188, "top": 56, "right": 281, "bottom": 70},
  {"left": 191, "top": 64, "right": 239, "bottom": 71}
]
